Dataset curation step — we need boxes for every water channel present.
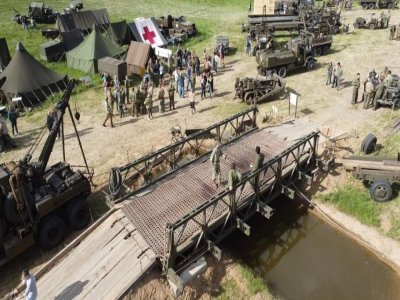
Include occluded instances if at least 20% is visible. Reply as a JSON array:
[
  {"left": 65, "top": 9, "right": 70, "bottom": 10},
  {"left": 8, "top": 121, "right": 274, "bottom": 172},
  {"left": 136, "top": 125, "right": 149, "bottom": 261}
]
[{"left": 221, "top": 198, "right": 400, "bottom": 300}]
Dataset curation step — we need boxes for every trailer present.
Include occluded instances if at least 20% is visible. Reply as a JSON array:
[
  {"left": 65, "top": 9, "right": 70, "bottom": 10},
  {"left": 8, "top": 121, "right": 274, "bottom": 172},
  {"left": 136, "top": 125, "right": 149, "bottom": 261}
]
[
  {"left": 235, "top": 74, "right": 287, "bottom": 104},
  {"left": 336, "top": 155, "right": 400, "bottom": 202}
]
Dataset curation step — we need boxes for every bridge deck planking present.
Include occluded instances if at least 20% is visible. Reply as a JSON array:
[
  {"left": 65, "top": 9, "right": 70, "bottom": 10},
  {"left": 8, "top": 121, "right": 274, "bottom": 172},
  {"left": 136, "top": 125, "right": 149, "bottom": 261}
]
[
  {"left": 37, "top": 210, "right": 156, "bottom": 300},
  {"left": 122, "top": 129, "right": 295, "bottom": 257}
]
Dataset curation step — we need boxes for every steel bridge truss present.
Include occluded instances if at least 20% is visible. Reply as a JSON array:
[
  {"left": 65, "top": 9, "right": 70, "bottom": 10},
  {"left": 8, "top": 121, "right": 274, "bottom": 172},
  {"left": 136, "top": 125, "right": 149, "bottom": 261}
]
[
  {"left": 163, "top": 131, "right": 319, "bottom": 286},
  {"left": 107, "top": 107, "right": 258, "bottom": 204}
]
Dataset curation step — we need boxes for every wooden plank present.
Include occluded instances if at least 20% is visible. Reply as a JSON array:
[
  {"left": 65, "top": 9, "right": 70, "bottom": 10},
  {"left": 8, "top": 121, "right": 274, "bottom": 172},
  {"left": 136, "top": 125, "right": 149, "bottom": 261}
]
[{"left": 336, "top": 158, "right": 400, "bottom": 172}]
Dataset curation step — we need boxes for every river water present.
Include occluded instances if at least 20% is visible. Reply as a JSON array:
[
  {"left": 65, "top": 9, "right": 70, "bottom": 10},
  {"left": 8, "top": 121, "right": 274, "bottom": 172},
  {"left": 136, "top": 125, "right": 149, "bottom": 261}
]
[{"left": 221, "top": 198, "right": 400, "bottom": 300}]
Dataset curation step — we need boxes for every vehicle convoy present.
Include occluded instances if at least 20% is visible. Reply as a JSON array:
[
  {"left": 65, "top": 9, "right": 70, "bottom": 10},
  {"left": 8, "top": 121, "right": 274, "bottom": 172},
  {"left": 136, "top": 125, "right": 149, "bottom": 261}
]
[
  {"left": 256, "top": 36, "right": 317, "bottom": 77},
  {"left": 353, "top": 12, "right": 390, "bottom": 30},
  {"left": 0, "top": 80, "right": 92, "bottom": 266},
  {"left": 360, "top": 0, "right": 398, "bottom": 9},
  {"left": 234, "top": 74, "right": 287, "bottom": 104}
]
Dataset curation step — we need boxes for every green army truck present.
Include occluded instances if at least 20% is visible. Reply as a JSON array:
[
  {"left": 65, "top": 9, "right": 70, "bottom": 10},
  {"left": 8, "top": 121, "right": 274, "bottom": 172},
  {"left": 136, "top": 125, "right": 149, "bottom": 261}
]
[{"left": 256, "top": 37, "right": 317, "bottom": 77}]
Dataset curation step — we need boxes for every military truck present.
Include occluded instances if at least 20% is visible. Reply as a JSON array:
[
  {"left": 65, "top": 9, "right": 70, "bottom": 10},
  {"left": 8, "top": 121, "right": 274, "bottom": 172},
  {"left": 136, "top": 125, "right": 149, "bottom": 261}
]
[
  {"left": 353, "top": 12, "right": 390, "bottom": 30},
  {"left": 215, "top": 36, "right": 230, "bottom": 54},
  {"left": 360, "top": 0, "right": 398, "bottom": 9},
  {"left": 374, "top": 74, "right": 400, "bottom": 110},
  {"left": 256, "top": 37, "right": 316, "bottom": 77},
  {"left": 0, "top": 80, "right": 92, "bottom": 266},
  {"left": 155, "top": 15, "right": 197, "bottom": 38},
  {"left": 13, "top": 2, "right": 58, "bottom": 24}
]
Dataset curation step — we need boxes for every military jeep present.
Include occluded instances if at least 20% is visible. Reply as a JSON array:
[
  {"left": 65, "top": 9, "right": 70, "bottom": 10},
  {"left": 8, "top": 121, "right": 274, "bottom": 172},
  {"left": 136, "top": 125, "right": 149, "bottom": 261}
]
[
  {"left": 375, "top": 75, "right": 400, "bottom": 110},
  {"left": 155, "top": 15, "right": 197, "bottom": 38}
]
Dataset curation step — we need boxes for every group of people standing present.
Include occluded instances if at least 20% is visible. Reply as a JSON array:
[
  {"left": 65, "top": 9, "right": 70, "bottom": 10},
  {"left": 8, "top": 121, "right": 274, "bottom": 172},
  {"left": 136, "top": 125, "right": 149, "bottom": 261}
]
[
  {"left": 351, "top": 67, "right": 394, "bottom": 110},
  {"left": 326, "top": 62, "right": 343, "bottom": 90}
]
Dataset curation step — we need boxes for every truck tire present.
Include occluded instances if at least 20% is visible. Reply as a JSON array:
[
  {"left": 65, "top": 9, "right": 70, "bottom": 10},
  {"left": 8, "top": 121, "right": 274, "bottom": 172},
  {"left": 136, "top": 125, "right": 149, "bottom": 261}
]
[
  {"left": 369, "top": 23, "right": 376, "bottom": 30},
  {"left": 362, "top": 134, "right": 377, "bottom": 154},
  {"left": 307, "top": 60, "right": 315, "bottom": 71},
  {"left": 65, "top": 197, "right": 90, "bottom": 230},
  {"left": 244, "top": 92, "right": 254, "bottom": 104},
  {"left": 38, "top": 214, "right": 66, "bottom": 249},
  {"left": 387, "top": 2, "right": 394, "bottom": 8},
  {"left": 360, "top": 133, "right": 373, "bottom": 152},
  {"left": 362, "top": 3, "right": 369, "bottom": 9},
  {"left": 370, "top": 180, "right": 392, "bottom": 202},
  {"left": 4, "top": 196, "right": 28, "bottom": 226},
  {"left": 322, "top": 45, "right": 330, "bottom": 55},
  {"left": 277, "top": 66, "right": 287, "bottom": 78},
  {"left": 368, "top": 3, "right": 375, "bottom": 9}
]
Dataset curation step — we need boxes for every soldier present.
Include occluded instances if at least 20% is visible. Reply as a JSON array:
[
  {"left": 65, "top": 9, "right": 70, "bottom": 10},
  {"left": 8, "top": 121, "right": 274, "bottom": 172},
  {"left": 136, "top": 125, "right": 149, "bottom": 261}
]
[
  {"left": 168, "top": 82, "right": 175, "bottom": 110},
  {"left": 363, "top": 78, "right": 374, "bottom": 109},
  {"left": 373, "top": 78, "right": 384, "bottom": 111},
  {"left": 326, "top": 62, "right": 333, "bottom": 85},
  {"left": 250, "top": 146, "right": 265, "bottom": 192},
  {"left": 144, "top": 83, "right": 154, "bottom": 120},
  {"left": 131, "top": 87, "right": 139, "bottom": 117},
  {"left": 125, "top": 75, "right": 130, "bottom": 104},
  {"left": 384, "top": 70, "right": 393, "bottom": 88},
  {"left": 351, "top": 73, "right": 360, "bottom": 105},
  {"left": 336, "top": 62, "right": 342, "bottom": 90},
  {"left": 158, "top": 84, "right": 165, "bottom": 113},
  {"left": 102, "top": 95, "right": 114, "bottom": 127},
  {"left": 390, "top": 25, "right": 396, "bottom": 40},
  {"left": 210, "top": 141, "right": 225, "bottom": 188},
  {"left": 227, "top": 163, "right": 242, "bottom": 206}
]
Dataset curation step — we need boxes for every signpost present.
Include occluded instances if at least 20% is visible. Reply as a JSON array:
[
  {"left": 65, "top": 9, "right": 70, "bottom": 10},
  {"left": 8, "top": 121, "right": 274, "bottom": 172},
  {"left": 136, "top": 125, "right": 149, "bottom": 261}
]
[{"left": 289, "top": 92, "right": 299, "bottom": 118}]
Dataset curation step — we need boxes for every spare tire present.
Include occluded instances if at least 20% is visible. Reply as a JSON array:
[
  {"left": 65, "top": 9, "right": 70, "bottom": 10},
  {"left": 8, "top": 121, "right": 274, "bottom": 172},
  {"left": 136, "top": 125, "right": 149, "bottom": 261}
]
[
  {"left": 362, "top": 134, "right": 377, "bottom": 154},
  {"left": 361, "top": 133, "right": 373, "bottom": 152}
]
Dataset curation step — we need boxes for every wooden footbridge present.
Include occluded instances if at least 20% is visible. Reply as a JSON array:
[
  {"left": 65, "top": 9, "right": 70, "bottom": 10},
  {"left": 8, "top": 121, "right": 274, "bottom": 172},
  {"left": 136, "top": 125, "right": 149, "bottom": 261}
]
[{"left": 33, "top": 108, "right": 320, "bottom": 299}]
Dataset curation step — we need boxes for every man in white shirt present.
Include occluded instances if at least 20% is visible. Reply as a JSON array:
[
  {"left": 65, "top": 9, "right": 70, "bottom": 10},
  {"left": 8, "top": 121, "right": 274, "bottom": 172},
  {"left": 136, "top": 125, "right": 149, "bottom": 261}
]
[{"left": 13, "top": 268, "right": 37, "bottom": 300}]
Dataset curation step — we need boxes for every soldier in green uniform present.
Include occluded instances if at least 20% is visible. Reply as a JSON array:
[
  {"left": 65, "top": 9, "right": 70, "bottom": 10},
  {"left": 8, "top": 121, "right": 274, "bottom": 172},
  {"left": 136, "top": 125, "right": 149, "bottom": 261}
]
[
  {"left": 373, "top": 78, "right": 384, "bottom": 111},
  {"left": 250, "top": 146, "right": 265, "bottom": 192},
  {"left": 168, "top": 82, "right": 175, "bottom": 110},
  {"left": 102, "top": 95, "right": 114, "bottom": 127},
  {"left": 363, "top": 78, "right": 374, "bottom": 109},
  {"left": 144, "top": 83, "right": 154, "bottom": 120},
  {"left": 351, "top": 73, "right": 360, "bottom": 105},
  {"left": 227, "top": 163, "right": 242, "bottom": 207},
  {"left": 210, "top": 141, "right": 226, "bottom": 188}
]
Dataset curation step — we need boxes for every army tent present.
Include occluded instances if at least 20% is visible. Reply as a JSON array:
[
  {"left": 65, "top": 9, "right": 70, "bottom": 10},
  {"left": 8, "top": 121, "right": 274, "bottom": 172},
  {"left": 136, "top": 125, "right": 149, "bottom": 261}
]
[
  {"left": 111, "top": 20, "right": 134, "bottom": 45},
  {"left": 60, "top": 28, "right": 84, "bottom": 51},
  {"left": 125, "top": 41, "right": 153, "bottom": 75},
  {"left": 0, "top": 38, "right": 11, "bottom": 70},
  {"left": 0, "top": 43, "right": 67, "bottom": 106},
  {"left": 56, "top": 9, "right": 110, "bottom": 34},
  {"left": 98, "top": 57, "right": 127, "bottom": 80},
  {"left": 66, "top": 29, "right": 125, "bottom": 74}
]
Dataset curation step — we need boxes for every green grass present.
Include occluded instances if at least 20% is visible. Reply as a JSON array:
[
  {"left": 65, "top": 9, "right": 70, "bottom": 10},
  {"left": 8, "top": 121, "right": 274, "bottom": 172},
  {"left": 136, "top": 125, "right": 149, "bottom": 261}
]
[
  {"left": 317, "top": 182, "right": 383, "bottom": 227},
  {"left": 214, "top": 279, "right": 243, "bottom": 300},
  {"left": 239, "top": 265, "right": 268, "bottom": 296},
  {"left": 388, "top": 217, "right": 400, "bottom": 241}
]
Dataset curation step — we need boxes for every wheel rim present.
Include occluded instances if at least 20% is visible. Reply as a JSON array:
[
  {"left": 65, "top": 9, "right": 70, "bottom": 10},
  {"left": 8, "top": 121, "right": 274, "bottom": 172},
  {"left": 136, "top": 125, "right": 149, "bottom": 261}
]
[{"left": 375, "top": 185, "right": 388, "bottom": 200}]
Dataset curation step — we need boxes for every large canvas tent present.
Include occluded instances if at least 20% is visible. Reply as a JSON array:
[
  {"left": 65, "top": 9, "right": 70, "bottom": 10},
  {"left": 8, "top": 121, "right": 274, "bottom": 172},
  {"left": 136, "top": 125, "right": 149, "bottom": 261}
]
[
  {"left": 66, "top": 29, "right": 125, "bottom": 74},
  {"left": 56, "top": 9, "right": 110, "bottom": 34},
  {"left": 60, "top": 28, "right": 84, "bottom": 51},
  {"left": 0, "top": 43, "right": 67, "bottom": 106},
  {"left": 0, "top": 38, "right": 11, "bottom": 70},
  {"left": 111, "top": 20, "right": 134, "bottom": 45},
  {"left": 125, "top": 41, "right": 153, "bottom": 75},
  {"left": 98, "top": 57, "right": 127, "bottom": 80}
]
